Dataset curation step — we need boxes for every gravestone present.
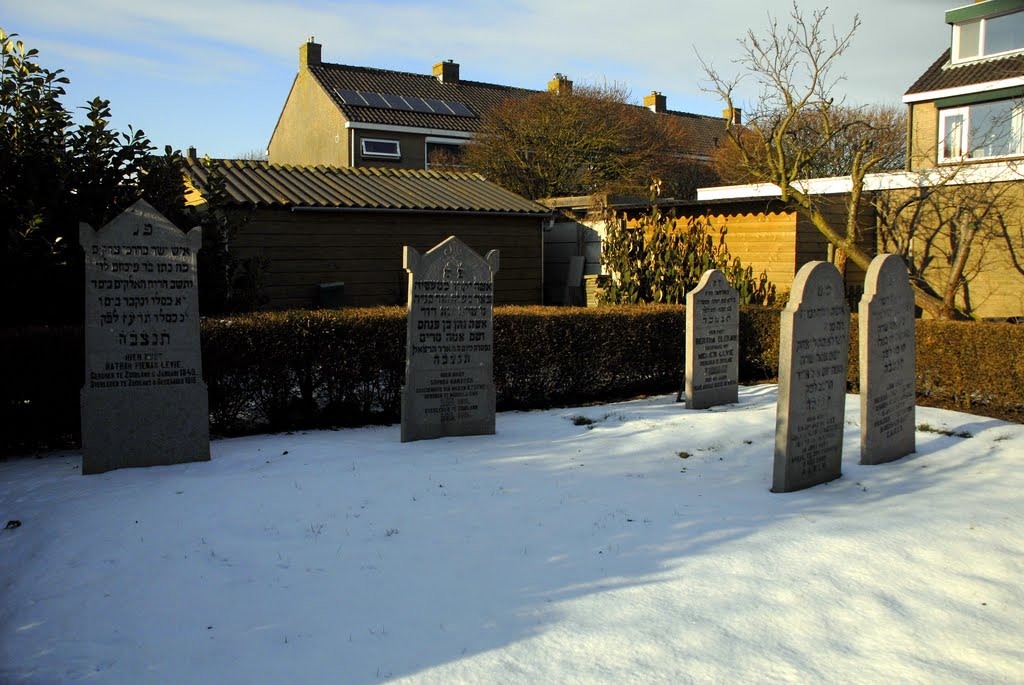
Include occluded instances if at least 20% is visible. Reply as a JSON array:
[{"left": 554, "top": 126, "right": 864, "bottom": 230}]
[
  {"left": 859, "top": 254, "right": 916, "bottom": 464},
  {"left": 684, "top": 269, "right": 739, "bottom": 409},
  {"left": 772, "top": 261, "right": 849, "bottom": 493},
  {"left": 80, "top": 200, "right": 210, "bottom": 475},
  {"left": 401, "top": 236, "right": 499, "bottom": 442}
]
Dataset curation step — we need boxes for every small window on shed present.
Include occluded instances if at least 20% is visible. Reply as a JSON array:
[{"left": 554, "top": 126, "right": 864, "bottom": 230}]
[{"left": 361, "top": 138, "right": 401, "bottom": 159}]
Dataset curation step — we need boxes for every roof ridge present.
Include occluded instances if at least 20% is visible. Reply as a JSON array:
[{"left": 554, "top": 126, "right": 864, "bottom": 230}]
[{"left": 313, "top": 62, "right": 537, "bottom": 94}]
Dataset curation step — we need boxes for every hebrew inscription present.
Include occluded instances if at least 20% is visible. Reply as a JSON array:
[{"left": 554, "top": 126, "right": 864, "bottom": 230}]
[
  {"left": 773, "top": 261, "right": 849, "bottom": 493},
  {"left": 80, "top": 200, "right": 210, "bottom": 474},
  {"left": 859, "top": 254, "right": 916, "bottom": 464},
  {"left": 685, "top": 269, "right": 739, "bottom": 409},
  {"left": 401, "top": 236, "right": 499, "bottom": 442}
]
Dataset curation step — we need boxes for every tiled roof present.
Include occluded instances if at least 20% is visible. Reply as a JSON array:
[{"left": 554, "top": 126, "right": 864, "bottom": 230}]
[
  {"left": 310, "top": 63, "right": 534, "bottom": 133},
  {"left": 183, "top": 158, "right": 551, "bottom": 215},
  {"left": 905, "top": 48, "right": 1024, "bottom": 96},
  {"left": 309, "top": 61, "right": 726, "bottom": 155},
  {"left": 665, "top": 109, "right": 727, "bottom": 159}
]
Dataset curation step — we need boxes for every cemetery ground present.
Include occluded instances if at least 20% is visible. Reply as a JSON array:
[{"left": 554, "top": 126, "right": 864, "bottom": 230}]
[{"left": 2, "top": 387, "right": 1022, "bottom": 684}]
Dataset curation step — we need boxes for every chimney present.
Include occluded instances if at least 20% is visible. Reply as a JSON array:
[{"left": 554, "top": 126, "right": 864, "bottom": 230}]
[
  {"left": 433, "top": 59, "right": 460, "bottom": 84},
  {"left": 187, "top": 146, "right": 197, "bottom": 159},
  {"left": 723, "top": 107, "right": 742, "bottom": 125},
  {"left": 644, "top": 91, "right": 667, "bottom": 113},
  {"left": 548, "top": 73, "right": 573, "bottom": 95},
  {"left": 300, "top": 36, "right": 321, "bottom": 69}
]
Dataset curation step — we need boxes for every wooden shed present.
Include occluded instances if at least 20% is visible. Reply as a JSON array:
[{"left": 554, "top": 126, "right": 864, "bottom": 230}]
[{"left": 184, "top": 158, "right": 551, "bottom": 308}]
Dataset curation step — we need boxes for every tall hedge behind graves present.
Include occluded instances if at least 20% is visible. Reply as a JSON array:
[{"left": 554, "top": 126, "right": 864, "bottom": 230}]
[{"left": 1, "top": 306, "right": 1021, "bottom": 455}]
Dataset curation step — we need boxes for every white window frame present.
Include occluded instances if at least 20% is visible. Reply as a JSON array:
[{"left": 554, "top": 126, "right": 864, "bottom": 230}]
[
  {"left": 360, "top": 138, "right": 401, "bottom": 160},
  {"left": 952, "top": 20, "right": 982, "bottom": 63},
  {"left": 938, "top": 107, "right": 968, "bottom": 162},
  {"left": 938, "top": 100, "right": 1024, "bottom": 164},
  {"left": 424, "top": 136, "right": 466, "bottom": 170},
  {"left": 951, "top": 10, "right": 1024, "bottom": 64}
]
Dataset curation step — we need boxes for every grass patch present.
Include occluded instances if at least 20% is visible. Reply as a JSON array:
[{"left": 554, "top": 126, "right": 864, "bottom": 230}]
[{"left": 917, "top": 423, "right": 973, "bottom": 439}]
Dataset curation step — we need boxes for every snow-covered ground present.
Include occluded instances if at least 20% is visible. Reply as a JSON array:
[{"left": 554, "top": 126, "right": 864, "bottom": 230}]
[{"left": 2, "top": 385, "right": 1022, "bottom": 684}]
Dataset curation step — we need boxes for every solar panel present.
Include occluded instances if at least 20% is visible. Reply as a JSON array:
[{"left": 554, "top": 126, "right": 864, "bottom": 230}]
[
  {"left": 381, "top": 93, "right": 411, "bottom": 110},
  {"left": 360, "top": 92, "right": 389, "bottom": 108},
  {"left": 445, "top": 101, "right": 474, "bottom": 117},
  {"left": 422, "top": 98, "right": 455, "bottom": 115},
  {"left": 336, "top": 90, "right": 476, "bottom": 118},
  {"left": 406, "top": 96, "right": 434, "bottom": 114},
  {"left": 335, "top": 89, "right": 367, "bottom": 105}
]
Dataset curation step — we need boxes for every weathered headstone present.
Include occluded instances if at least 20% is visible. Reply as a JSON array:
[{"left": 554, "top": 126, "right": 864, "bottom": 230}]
[
  {"left": 401, "top": 236, "right": 499, "bottom": 442},
  {"left": 859, "top": 254, "right": 916, "bottom": 464},
  {"left": 80, "top": 200, "right": 209, "bottom": 475},
  {"left": 685, "top": 269, "right": 739, "bottom": 409},
  {"left": 773, "top": 261, "right": 849, "bottom": 493}
]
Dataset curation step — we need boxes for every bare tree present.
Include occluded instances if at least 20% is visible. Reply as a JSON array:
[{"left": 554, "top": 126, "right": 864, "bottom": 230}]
[
  {"left": 873, "top": 161, "right": 1024, "bottom": 319},
  {"left": 711, "top": 104, "right": 905, "bottom": 184},
  {"left": 236, "top": 148, "right": 268, "bottom": 161},
  {"left": 464, "top": 82, "right": 699, "bottom": 199},
  {"left": 700, "top": 3, "right": 975, "bottom": 318}
]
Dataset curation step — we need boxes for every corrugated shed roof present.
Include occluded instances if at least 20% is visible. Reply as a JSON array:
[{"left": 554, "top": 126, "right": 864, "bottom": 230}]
[
  {"left": 905, "top": 48, "right": 1024, "bottom": 96},
  {"left": 183, "top": 158, "right": 552, "bottom": 214}
]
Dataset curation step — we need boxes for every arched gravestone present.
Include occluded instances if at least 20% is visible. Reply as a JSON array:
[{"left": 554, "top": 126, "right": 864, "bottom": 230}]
[
  {"left": 79, "top": 200, "right": 210, "bottom": 475},
  {"left": 401, "top": 236, "right": 499, "bottom": 442},
  {"left": 773, "top": 261, "right": 849, "bottom": 493},
  {"left": 859, "top": 254, "right": 916, "bottom": 465},
  {"left": 685, "top": 269, "right": 739, "bottom": 409}
]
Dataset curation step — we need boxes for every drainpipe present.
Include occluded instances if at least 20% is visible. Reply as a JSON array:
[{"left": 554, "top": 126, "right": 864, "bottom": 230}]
[
  {"left": 905, "top": 103, "right": 914, "bottom": 171},
  {"left": 349, "top": 128, "right": 356, "bottom": 167}
]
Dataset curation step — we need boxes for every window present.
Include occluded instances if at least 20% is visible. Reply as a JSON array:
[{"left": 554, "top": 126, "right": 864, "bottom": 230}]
[
  {"left": 425, "top": 141, "right": 465, "bottom": 170},
  {"left": 952, "top": 10, "right": 1024, "bottom": 63},
  {"left": 938, "top": 99, "right": 1024, "bottom": 162},
  {"left": 360, "top": 138, "right": 401, "bottom": 160}
]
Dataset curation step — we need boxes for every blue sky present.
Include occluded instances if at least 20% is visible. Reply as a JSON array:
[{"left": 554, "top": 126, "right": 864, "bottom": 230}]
[{"left": 5, "top": 0, "right": 962, "bottom": 159}]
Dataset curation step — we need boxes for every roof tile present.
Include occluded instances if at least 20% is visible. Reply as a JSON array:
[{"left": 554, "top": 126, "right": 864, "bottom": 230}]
[
  {"left": 906, "top": 48, "right": 1024, "bottom": 96},
  {"left": 309, "top": 62, "right": 726, "bottom": 157}
]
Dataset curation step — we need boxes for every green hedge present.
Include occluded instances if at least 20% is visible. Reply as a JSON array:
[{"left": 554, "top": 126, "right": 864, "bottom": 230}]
[{"left": 2, "top": 306, "right": 1021, "bottom": 455}]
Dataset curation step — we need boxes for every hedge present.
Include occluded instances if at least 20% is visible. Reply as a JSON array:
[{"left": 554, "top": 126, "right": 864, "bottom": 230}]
[{"left": 1, "top": 306, "right": 1021, "bottom": 455}]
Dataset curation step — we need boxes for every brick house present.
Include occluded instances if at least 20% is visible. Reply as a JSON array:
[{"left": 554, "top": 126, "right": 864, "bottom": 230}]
[{"left": 267, "top": 38, "right": 728, "bottom": 173}]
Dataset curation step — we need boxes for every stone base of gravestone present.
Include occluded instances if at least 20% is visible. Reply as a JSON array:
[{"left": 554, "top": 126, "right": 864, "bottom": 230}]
[
  {"left": 685, "top": 269, "right": 739, "bottom": 409},
  {"left": 80, "top": 199, "right": 210, "bottom": 475},
  {"left": 859, "top": 254, "right": 916, "bottom": 465},
  {"left": 401, "top": 236, "right": 499, "bottom": 442},
  {"left": 772, "top": 261, "right": 849, "bottom": 493}
]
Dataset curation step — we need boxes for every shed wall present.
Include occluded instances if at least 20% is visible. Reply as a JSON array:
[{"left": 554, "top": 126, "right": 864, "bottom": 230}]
[{"left": 230, "top": 210, "right": 544, "bottom": 309}]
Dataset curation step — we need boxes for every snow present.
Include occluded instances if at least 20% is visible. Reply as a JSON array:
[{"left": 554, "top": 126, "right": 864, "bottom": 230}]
[{"left": 2, "top": 385, "right": 1022, "bottom": 684}]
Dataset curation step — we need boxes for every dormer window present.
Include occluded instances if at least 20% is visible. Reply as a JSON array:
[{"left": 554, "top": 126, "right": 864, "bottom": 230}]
[{"left": 952, "top": 9, "right": 1024, "bottom": 63}]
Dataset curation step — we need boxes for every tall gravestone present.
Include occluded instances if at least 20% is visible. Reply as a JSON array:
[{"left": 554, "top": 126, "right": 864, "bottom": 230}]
[
  {"left": 685, "top": 269, "right": 739, "bottom": 409},
  {"left": 859, "top": 254, "right": 916, "bottom": 465},
  {"left": 773, "top": 261, "right": 849, "bottom": 493},
  {"left": 401, "top": 236, "right": 499, "bottom": 442},
  {"left": 80, "top": 200, "right": 209, "bottom": 475}
]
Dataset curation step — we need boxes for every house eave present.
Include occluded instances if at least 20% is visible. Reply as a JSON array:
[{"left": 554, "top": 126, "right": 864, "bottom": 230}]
[
  {"left": 344, "top": 121, "right": 476, "bottom": 139},
  {"left": 903, "top": 75, "right": 1024, "bottom": 103},
  {"left": 696, "top": 161, "right": 1024, "bottom": 201}
]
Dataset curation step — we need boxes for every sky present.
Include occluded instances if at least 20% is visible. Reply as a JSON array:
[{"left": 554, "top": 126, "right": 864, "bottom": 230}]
[
  {"left": 2, "top": 387, "right": 1022, "bottom": 683},
  {"left": 5, "top": 1, "right": 964, "bottom": 159}
]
